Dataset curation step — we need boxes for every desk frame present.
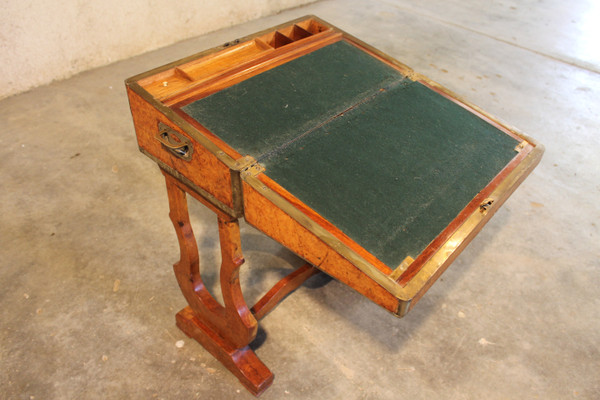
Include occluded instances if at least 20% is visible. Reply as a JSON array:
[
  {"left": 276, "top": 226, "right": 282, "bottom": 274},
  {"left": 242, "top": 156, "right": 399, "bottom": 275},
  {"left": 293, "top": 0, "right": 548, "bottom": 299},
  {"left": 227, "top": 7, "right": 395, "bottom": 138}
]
[{"left": 126, "top": 15, "right": 543, "bottom": 396}]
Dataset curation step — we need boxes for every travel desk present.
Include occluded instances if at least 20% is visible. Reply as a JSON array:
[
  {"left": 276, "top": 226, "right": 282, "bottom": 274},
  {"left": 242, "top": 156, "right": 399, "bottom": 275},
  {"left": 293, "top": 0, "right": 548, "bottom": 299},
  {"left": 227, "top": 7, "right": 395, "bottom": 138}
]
[{"left": 126, "top": 16, "right": 543, "bottom": 396}]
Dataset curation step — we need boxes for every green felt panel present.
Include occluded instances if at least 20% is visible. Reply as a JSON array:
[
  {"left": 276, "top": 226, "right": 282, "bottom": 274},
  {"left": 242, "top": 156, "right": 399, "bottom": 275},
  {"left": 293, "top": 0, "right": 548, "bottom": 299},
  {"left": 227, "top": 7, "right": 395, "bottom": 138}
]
[
  {"left": 181, "top": 41, "right": 407, "bottom": 158},
  {"left": 261, "top": 82, "right": 519, "bottom": 267},
  {"left": 181, "top": 40, "right": 520, "bottom": 268}
]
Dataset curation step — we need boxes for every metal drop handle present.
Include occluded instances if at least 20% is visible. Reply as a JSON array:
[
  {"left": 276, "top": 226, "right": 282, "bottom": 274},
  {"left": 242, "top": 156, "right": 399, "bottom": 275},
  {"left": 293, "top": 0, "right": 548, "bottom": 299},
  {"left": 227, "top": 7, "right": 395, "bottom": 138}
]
[{"left": 155, "top": 124, "right": 193, "bottom": 161}]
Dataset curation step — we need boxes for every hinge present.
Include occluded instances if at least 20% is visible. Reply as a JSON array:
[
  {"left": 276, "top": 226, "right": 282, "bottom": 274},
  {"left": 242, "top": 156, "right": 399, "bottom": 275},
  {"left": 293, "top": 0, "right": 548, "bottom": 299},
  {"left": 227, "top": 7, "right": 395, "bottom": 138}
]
[
  {"left": 241, "top": 163, "right": 265, "bottom": 178},
  {"left": 233, "top": 155, "right": 265, "bottom": 178},
  {"left": 233, "top": 155, "right": 256, "bottom": 171}
]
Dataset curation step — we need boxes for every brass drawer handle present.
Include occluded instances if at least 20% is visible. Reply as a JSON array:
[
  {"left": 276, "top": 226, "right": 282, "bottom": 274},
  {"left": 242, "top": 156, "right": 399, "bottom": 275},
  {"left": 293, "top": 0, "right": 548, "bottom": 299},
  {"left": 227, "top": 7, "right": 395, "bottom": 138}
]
[{"left": 155, "top": 123, "right": 193, "bottom": 161}]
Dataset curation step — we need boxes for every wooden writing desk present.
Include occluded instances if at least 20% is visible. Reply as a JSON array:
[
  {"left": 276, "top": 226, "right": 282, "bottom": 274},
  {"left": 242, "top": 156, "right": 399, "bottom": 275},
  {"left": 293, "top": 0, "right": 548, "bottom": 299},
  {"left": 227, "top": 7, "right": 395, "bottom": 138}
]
[{"left": 126, "top": 16, "right": 543, "bottom": 396}]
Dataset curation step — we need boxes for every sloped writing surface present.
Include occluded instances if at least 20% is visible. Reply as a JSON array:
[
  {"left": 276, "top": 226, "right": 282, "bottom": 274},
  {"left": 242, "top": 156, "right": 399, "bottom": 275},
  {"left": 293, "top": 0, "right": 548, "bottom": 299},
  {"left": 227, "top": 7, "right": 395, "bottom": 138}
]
[{"left": 181, "top": 40, "right": 519, "bottom": 268}]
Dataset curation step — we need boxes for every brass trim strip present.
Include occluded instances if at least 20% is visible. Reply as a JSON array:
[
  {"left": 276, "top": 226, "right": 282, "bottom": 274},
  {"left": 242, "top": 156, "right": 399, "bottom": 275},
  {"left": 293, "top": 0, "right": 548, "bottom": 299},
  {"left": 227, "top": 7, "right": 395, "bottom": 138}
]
[{"left": 230, "top": 169, "right": 245, "bottom": 218}]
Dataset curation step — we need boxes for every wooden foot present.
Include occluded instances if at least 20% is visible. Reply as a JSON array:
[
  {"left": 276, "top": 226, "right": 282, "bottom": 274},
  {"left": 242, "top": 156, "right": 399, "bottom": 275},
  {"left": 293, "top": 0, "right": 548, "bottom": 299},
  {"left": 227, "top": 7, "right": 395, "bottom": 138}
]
[{"left": 176, "top": 307, "right": 274, "bottom": 396}]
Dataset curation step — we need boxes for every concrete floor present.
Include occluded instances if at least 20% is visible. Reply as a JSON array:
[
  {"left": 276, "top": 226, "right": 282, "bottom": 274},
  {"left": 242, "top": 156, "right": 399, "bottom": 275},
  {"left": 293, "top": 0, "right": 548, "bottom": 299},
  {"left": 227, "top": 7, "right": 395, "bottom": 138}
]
[{"left": 1, "top": 0, "right": 599, "bottom": 399}]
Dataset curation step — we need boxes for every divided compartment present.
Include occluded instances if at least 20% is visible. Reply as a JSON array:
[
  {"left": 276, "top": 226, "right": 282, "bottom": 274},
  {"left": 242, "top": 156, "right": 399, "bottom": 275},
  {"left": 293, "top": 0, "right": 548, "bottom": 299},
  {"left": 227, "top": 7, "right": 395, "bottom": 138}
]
[
  {"left": 281, "top": 25, "right": 312, "bottom": 41},
  {"left": 259, "top": 25, "right": 308, "bottom": 48},
  {"left": 258, "top": 19, "right": 328, "bottom": 49},
  {"left": 296, "top": 19, "right": 330, "bottom": 35},
  {"left": 138, "top": 18, "right": 331, "bottom": 99}
]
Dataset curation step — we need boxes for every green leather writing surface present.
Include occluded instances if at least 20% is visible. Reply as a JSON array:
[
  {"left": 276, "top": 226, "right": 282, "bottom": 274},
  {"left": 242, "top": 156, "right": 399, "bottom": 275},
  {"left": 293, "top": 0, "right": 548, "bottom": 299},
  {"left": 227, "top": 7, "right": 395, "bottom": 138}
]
[{"left": 181, "top": 41, "right": 519, "bottom": 268}]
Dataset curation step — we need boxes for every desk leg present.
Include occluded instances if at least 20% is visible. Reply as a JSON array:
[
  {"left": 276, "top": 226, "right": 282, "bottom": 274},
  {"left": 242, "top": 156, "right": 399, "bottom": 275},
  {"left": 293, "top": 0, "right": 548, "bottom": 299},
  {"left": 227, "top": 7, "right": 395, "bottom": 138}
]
[{"left": 163, "top": 171, "right": 273, "bottom": 396}]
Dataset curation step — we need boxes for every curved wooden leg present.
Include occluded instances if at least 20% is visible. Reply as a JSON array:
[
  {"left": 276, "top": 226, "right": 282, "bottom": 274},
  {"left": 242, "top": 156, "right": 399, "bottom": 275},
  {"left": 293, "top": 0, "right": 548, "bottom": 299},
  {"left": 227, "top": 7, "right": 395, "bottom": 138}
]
[{"left": 163, "top": 171, "right": 273, "bottom": 396}]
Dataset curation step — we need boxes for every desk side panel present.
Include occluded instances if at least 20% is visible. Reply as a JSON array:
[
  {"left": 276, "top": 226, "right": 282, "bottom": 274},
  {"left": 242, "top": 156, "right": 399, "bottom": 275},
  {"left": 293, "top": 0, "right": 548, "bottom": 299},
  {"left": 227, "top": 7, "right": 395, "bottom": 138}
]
[
  {"left": 127, "top": 88, "right": 234, "bottom": 210},
  {"left": 242, "top": 181, "right": 400, "bottom": 314}
]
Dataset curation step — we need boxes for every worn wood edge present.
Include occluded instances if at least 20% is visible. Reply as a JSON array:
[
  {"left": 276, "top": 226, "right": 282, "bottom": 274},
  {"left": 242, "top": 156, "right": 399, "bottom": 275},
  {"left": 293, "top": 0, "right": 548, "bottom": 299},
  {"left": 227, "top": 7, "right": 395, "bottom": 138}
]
[
  {"left": 230, "top": 169, "right": 245, "bottom": 218},
  {"left": 241, "top": 180, "right": 401, "bottom": 314},
  {"left": 400, "top": 143, "right": 544, "bottom": 311}
]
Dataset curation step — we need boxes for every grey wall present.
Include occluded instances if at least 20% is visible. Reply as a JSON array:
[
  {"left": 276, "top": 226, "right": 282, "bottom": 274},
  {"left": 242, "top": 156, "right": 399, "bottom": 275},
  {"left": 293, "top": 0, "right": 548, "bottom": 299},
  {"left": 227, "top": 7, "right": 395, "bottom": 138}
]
[{"left": 0, "top": 0, "right": 316, "bottom": 100}]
